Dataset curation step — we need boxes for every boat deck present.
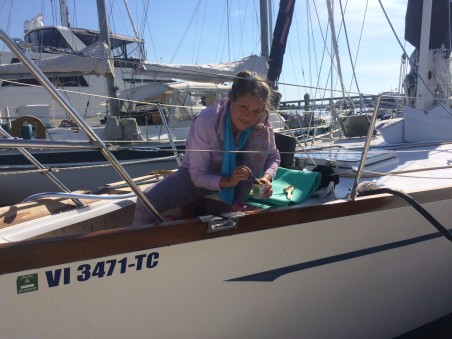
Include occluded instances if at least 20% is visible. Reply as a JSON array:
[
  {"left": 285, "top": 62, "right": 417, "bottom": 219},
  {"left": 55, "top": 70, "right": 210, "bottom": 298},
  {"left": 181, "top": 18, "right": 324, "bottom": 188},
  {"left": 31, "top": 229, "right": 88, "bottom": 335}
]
[{"left": 295, "top": 135, "right": 452, "bottom": 198}]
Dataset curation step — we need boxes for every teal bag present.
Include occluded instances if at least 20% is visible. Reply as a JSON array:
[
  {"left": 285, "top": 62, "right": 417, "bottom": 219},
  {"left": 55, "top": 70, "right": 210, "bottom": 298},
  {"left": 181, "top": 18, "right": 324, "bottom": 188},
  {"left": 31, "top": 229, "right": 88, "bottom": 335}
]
[{"left": 247, "top": 167, "right": 321, "bottom": 209}]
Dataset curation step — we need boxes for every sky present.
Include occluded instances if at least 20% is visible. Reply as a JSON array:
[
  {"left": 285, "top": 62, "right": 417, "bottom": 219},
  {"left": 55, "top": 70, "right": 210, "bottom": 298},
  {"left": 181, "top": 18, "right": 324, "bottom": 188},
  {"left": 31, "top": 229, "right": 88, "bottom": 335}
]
[{"left": 0, "top": 0, "right": 413, "bottom": 102}]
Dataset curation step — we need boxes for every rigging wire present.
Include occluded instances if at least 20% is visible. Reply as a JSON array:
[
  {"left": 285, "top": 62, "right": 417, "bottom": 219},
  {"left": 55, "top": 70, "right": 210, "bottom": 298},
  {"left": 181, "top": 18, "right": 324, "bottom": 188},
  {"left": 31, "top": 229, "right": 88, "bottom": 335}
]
[
  {"left": 49, "top": 0, "right": 56, "bottom": 26},
  {"left": 326, "top": 0, "right": 347, "bottom": 105},
  {"left": 122, "top": 0, "right": 140, "bottom": 40},
  {"left": 293, "top": 4, "right": 305, "bottom": 86},
  {"left": 377, "top": 0, "right": 451, "bottom": 116},
  {"left": 377, "top": 0, "right": 409, "bottom": 62},
  {"left": 237, "top": 0, "right": 250, "bottom": 58},
  {"left": 311, "top": 1, "right": 335, "bottom": 104},
  {"left": 306, "top": 0, "right": 312, "bottom": 95},
  {"left": 307, "top": 1, "right": 321, "bottom": 99},
  {"left": 338, "top": 0, "right": 361, "bottom": 95},
  {"left": 0, "top": 0, "right": 13, "bottom": 58},
  {"left": 312, "top": 0, "right": 346, "bottom": 104},
  {"left": 284, "top": 8, "right": 303, "bottom": 101},
  {"left": 191, "top": 1, "right": 201, "bottom": 64},
  {"left": 347, "top": 0, "right": 368, "bottom": 95},
  {"left": 72, "top": 0, "right": 77, "bottom": 27},
  {"left": 215, "top": 1, "right": 228, "bottom": 62},
  {"left": 227, "top": 0, "right": 230, "bottom": 61},
  {"left": 313, "top": 1, "right": 342, "bottom": 103},
  {"left": 0, "top": 1, "right": 378, "bottom": 118},
  {"left": 142, "top": 2, "right": 158, "bottom": 62},
  {"left": 170, "top": 1, "right": 201, "bottom": 63},
  {"left": 333, "top": 0, "right": 350, "bottom": 101},
  {"left": 253, "top": 0, "right": 262, "bottom": 55},
  {"left": 310, "top": 0, "right": 332, "bottom": 106},
  {"left": 284, "top": 44, "right": 298, "bottom": 101},
  {"left": 194, "top": 0, "right": 208, "bottom": 64}
]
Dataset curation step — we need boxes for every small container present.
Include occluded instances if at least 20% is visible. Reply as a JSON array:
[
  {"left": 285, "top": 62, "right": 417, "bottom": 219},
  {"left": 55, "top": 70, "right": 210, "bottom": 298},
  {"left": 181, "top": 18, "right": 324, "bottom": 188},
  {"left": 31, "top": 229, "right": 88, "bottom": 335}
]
[
  {"left": 252, "top": 183, "right": 266, "bottom": 199},
  {"left": 21, "top": 124, "right": 33, "bottom": 139}
]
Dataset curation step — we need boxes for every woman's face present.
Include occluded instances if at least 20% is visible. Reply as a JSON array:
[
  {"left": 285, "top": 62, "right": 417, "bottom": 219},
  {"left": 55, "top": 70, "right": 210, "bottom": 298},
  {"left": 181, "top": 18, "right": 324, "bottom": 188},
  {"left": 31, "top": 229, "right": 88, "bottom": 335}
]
[{"left": 229, "top": 94, "right": 265, "bottom": 132}]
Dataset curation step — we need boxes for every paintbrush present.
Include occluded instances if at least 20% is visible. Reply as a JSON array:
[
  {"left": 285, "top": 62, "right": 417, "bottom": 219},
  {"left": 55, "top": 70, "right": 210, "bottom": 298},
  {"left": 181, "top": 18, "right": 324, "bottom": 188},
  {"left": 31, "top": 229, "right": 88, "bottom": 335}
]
[{"left": 248, "top": 170, "right": 263, "bottom": 185}]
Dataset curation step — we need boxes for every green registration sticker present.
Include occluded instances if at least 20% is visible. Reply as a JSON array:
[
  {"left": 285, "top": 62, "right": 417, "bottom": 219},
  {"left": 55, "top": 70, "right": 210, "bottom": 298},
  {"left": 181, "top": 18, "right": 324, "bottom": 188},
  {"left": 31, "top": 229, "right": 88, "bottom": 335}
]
[{"left": 17, "top": 274, "right": 38, "bottom": 294}]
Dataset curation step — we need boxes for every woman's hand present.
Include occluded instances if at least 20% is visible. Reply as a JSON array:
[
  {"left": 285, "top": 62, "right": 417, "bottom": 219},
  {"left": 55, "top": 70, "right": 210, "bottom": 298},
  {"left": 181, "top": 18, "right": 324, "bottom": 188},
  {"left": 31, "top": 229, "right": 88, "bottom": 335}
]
[
  {"left": 220, "top": 165, "right": 252, "bottom": 188},
  {"left": 257, "top": 176, "right": 273, "bottom": 198}
]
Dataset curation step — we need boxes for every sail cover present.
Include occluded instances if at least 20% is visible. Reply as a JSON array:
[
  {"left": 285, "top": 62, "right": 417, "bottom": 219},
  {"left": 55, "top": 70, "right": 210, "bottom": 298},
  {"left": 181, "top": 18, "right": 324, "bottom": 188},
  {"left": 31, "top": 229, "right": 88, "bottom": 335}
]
[
  {"left": 117, "top": 82, "right": 230, "bottom": 101},
  {"left": 0, "top": 41, "right": 113, "bottom": 79},
  {"left": 267, "top": 0, "right": 295, "bottom": 88},
  {"left": 134, "top": 55, "right": 268, "bottom": 83},
  {"left": 405, "top": 0, "right": 452, "bottom": 50}
]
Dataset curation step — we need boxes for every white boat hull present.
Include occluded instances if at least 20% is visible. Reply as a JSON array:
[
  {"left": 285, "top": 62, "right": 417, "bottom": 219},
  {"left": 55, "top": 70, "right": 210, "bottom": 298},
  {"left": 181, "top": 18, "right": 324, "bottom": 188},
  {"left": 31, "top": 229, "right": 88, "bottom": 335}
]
[{"left": 0, "top": 188, "right": 451, "bottom": 338}]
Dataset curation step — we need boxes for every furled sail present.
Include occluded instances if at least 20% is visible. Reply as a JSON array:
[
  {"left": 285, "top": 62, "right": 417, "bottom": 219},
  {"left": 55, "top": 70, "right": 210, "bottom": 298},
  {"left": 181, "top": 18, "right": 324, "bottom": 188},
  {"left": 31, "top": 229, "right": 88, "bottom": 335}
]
[
  {"left": 267, "top": 0, "right": 295, "bottom": 89},
  {"left": 405, "top": 0, "right": 452, "bottom": 50},
  {"left": 117, "top": 81, "right": 230, "bottom": 102},
  {"left": 134, "top": 55, "right": 268, "bottom": 83}
]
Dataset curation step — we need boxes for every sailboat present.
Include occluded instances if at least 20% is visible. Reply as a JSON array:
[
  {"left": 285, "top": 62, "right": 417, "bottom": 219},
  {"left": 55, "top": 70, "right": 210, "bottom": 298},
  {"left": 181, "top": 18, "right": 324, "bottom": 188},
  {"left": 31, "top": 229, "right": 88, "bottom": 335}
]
[
  {"left": 0, "top": 6, "right": 153, "bottom": 121},
  {"left": 0, "top": 0, "right": 451, "bottom": 338},
  {"left": 0, "top": 1, "right": 272, "bottom": 205},
  {"left": 0, "top": 1, "right": 182, "bottom": 206},
  {"left": 379, "top": 0, "right": 452, "bottom": 143},
  {"left": 0, "top": 1, "right": 269, "bottom": 141}
]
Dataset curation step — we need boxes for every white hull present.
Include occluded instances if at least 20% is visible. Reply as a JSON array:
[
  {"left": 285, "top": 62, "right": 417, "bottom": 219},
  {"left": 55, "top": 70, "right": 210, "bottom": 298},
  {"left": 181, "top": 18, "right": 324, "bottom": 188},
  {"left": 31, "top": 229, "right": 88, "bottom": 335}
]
[
  {"left": 0, "top": 76, "right": 108, "bottom": 120},
  {"left": 0, "top": 51, "right": 157, "bottom": 120},
  {"left": 46, "top": 123, "right": 190, "bottom": 143},
  {"left": 0, "top": 155, "right": 178, "bottom": 205},
  {"left": 0, "top": 187, "right": 451, "bottom": 338}
]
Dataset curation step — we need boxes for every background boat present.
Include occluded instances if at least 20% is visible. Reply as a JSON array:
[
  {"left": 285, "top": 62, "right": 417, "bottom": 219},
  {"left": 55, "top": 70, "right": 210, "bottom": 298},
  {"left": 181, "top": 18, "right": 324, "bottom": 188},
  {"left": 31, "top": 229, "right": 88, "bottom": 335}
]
[{"left": 0, "top": 0, "right": 273, "bottom": 205}]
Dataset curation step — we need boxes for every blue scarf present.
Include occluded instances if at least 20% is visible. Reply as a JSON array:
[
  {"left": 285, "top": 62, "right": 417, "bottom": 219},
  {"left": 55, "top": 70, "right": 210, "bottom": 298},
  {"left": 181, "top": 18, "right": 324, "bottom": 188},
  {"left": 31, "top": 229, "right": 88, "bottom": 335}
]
[{"left": 219, "top": 105, "right": 251, "bottom": 205}]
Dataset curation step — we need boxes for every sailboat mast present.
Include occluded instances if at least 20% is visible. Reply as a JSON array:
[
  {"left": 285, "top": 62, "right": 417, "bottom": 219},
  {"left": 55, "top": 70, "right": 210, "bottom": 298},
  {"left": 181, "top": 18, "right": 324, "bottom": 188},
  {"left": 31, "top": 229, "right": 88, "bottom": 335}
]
[
  {"left": 267, "top": 0, "right": 273, "bottom": 50},
  {"left": 97, "top": 0, "right": 120, "bottom": 116},
  {"left": 122, "top": 0, "right": 140, "bottom": 40},
  {"left": 326, "top": 0, "right": 346, "bottom": 105},
  {"left": 59, "top": 0, "right": 70, "bottom": 27},
  {"left": 260, "top": 0, "right": 270, "bottom": 59},
  {"left": 415, "top": 0, "right": 433, "bottom": 110}
]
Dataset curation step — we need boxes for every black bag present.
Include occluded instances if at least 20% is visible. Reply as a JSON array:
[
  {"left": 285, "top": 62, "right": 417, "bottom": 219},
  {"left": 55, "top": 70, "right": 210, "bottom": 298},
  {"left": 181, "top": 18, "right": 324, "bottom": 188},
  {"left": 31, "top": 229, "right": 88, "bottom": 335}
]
[{"left": 312, "top": 165, "right": 339, "bottom": 188}]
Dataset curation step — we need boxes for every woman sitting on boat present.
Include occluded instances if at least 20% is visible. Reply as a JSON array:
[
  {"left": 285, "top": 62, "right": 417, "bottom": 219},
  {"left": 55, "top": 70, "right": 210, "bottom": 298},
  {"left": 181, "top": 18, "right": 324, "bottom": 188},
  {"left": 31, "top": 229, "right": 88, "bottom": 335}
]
[{"left": 133, "top": 70, "right": 281, "bottom": 225}]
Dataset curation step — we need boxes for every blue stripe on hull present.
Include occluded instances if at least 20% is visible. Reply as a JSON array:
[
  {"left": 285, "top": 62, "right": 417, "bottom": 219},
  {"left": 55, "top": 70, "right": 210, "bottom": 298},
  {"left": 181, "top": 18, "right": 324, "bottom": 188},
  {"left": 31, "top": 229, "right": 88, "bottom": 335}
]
[{"left": 227, "top": 230, "right": 450, "bottom": 282}]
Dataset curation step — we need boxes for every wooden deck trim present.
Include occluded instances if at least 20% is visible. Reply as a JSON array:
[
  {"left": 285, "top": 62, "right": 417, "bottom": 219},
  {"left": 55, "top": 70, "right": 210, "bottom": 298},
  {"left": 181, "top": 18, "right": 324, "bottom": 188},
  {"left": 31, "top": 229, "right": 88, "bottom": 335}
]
[{"left": 1, "top": 185, "right": 451, "bottom": 275}]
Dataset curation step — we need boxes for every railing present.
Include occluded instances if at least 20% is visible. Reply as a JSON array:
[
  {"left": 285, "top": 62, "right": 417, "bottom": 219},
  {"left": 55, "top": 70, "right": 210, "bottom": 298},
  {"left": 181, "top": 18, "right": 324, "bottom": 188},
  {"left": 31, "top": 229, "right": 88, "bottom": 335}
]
[
  {"left": 0, "top": 126, "right": 86, "bottom": 207},
  {"left": 0, "top": 28, "right": 164, "bottom": 223}
]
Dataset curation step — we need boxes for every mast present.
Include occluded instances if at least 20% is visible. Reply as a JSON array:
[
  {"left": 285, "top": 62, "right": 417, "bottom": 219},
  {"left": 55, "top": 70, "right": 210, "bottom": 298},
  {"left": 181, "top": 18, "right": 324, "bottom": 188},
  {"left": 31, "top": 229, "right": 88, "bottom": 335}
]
[
  {"left": 59, "top": 0, "right": 70, "bottom": 27},
  {"left": 414, "top": 0, "right": 433, "bottom": 110},
  {"left": 122, "top": 0, "right": 140, "bottom": 40},
  {"left": 404, "top": 0, "right": 452, "bottom": 111},
  {"left": 260, "top": 0, "right": 270, "bottom": 59},
  {"left": 267, "top": 0, "right": 296, "bottom": 92},
  {"left": 267, "top": 0, "right": 273, "bottom": 50},
  {"left": 97, "top": 0, "right": 120, "bottom": 116},
  {"left": 326, "top": 0, "right": 346, "bottom": 105}
]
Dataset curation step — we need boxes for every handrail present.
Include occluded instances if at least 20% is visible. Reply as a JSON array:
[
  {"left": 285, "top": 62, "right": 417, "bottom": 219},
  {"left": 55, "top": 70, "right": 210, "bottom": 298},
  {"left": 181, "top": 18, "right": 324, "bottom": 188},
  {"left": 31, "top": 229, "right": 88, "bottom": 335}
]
[
  {"left": 0, "top": 126, "right": 85, "bottom": 207},
  {"left": 349, "top": 93, "right": 383, "bottom": 200},
  {"left": 22, "top": 192, "right": 136, "bottom": 203},
  {"left": 0, "top": 138, "right": 101, "bottom": 149},
  {"left": 0, "top": 28, "right": 164, "bottom": 223},
  {"left": 157, "top": 103, "right": 181, "bottom": 166}
]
